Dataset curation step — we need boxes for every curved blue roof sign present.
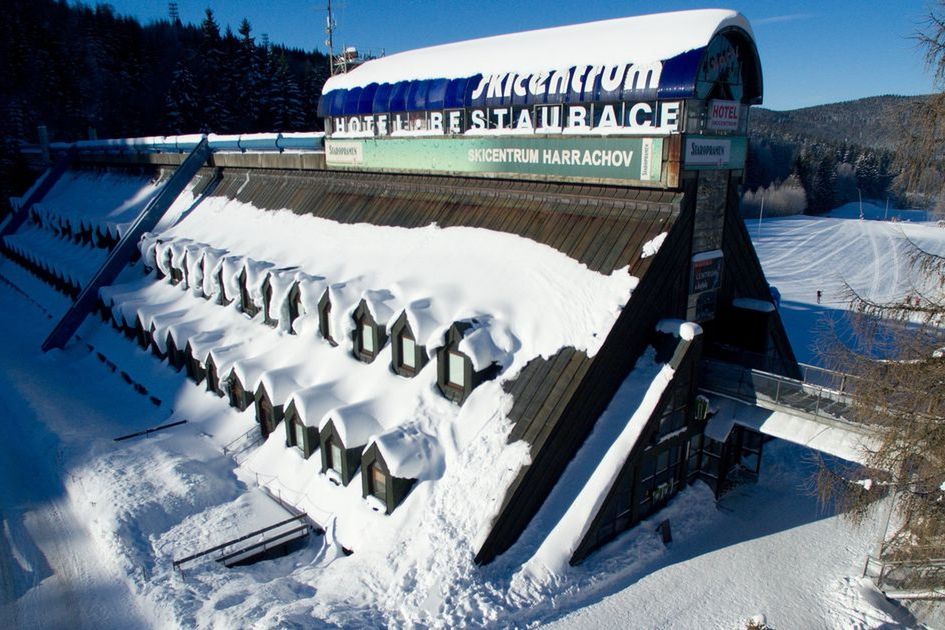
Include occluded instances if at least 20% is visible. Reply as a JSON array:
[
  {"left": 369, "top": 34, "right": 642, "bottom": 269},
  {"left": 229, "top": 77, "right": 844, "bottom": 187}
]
[{"left": 320, "top": 9, "right": 761, "bottom": 138}]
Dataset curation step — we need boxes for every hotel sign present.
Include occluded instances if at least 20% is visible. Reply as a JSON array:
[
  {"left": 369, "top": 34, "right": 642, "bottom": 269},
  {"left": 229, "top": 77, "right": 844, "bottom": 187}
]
[
  {"left": 706, "top": 99, "right": 741, "bottom": 132},
  {"left": 325, "top": 136, "right": 664, "bottom": 185}
]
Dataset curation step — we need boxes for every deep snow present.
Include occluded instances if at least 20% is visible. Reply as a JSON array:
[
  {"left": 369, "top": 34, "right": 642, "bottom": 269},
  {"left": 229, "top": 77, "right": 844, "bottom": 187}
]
[{"left": 1, "top": 193, "right": 940, "bottom": 628}]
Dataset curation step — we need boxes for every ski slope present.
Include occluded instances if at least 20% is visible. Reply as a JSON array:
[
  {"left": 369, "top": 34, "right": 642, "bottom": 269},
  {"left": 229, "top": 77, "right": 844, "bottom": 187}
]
[
  {"left": 754, "top": 202, "right": 945, "bottom": 363},
  {"left": 0, "top": 203, "right": 940, "bottom": 628}
]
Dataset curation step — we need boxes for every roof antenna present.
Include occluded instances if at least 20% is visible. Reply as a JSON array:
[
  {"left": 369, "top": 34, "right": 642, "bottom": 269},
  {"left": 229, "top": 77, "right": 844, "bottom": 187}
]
[{"left": 326, "top": 0, "right": 337, "bottom": 75}]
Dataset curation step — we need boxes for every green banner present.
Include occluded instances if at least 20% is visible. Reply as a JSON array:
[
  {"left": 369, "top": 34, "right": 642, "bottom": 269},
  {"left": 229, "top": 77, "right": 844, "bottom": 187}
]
[{"left": 325, "top": 136, "right": 664, "bottom": 184}]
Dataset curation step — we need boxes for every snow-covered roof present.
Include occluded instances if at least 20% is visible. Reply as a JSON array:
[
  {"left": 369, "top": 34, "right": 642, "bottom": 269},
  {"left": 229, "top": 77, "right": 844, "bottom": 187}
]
[
  {"left": 732, "top": 297, "right": 776, "bottom": 313},
  {"left": 287, "top": 385, "right": 346, "bottom": 428},
  {"left": 324, "top": 9, "right": 749, "bottom": 92},
  {"left": 457, "top": 319, "right": 514, "bottom": 371},
  {"left": 369, "top": 426, "right": 442, "bottom": 480},
  {"left": 75, "top": 158, "right": 669, "bottom": 566},
  {"left": 321, "top": 403, "right": 382, "bottom": 447},
  {"left": 320, "top": 9, "right": 759, "bottom": 117}
]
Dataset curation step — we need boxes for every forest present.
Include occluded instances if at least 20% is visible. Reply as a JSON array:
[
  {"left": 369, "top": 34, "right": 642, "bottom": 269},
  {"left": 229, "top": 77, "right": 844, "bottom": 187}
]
[
  {"left": 0, "top": 0, "right": 330, "bottom": 214},
  {"left": 0, "top": 1, "right": 936, "bottom": 221}
]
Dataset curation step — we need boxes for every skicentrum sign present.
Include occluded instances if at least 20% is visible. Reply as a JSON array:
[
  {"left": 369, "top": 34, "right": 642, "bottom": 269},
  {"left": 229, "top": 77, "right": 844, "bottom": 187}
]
[{"left": 326, "top": 136, "right": 664, "bottom": 184}]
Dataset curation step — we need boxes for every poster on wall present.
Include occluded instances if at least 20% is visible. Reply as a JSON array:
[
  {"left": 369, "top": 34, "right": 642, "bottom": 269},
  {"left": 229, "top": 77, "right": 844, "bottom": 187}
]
[
  {"left": 326, "top": 136, "right": 664, "bottom": 185},
  {"left": 688, "top": 249, "right": 724, "bottom": 322}
]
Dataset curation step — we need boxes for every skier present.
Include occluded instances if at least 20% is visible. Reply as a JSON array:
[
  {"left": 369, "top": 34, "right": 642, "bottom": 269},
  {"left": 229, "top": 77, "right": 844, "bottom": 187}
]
[{"left": 816, "top": 290, "right": 822, "bottom": 304}]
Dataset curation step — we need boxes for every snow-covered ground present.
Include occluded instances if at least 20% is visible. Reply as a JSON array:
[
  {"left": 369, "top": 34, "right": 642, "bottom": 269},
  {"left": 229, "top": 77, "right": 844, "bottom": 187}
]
[
  {"left": 754, "top": 201, "right": 945, "bottom": 363},
  {"left": 1, "top": 197, "right": 941, "bottom": 628}
]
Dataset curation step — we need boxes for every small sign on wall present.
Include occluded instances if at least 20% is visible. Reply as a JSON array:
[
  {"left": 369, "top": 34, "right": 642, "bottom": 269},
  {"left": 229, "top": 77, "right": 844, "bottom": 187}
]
[
  {"left": 706, "top": 99, "right": 741, "bottom": 132},
  {"left": 690, "top": 250, "right": 724, "bottom": 293},
  {"left": 688, "top": 250, "right": 724, "bottom": 322},
  {"left": 683, "top": 135, "right": 747, "bottom": 170}
]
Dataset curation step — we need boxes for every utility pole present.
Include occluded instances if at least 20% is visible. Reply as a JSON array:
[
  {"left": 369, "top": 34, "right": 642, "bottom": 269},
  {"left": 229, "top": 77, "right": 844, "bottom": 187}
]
[
  {"left": 757, "top": 193, "right": 765, "bottom": 238},
  {"left": 858, "top": 188, "right": 864, "bottom": 220},
  {"left": 884, "top": 196, "right": 889, "bottom": 221}
]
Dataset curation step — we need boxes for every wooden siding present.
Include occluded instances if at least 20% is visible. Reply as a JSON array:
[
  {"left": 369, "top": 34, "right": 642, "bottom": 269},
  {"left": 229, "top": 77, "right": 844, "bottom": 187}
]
[{"left": 476, "top": 199, "right": 694, "bottom": 564}]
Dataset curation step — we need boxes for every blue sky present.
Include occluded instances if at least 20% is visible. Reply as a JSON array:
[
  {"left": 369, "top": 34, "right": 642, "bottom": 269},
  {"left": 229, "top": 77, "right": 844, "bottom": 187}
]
[{"left": 101, "top": 0, "right": 937, "bottom": 110}]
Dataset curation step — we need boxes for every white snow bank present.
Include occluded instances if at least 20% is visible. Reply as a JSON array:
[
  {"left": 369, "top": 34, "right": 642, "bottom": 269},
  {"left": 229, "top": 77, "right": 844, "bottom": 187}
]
[
  {"left": 288, "top": 385, "right": 345, "bottom": 427},
  {"left": 324, "top": 10, "right": 750, "bottom": 90},
  {"left": 33, "top": 170, "right": 165, "bottom": 238},
  {"left": 157, "top": 194, "right": 637, "bottom": 364},
  {"left": 457, "top": 318, "right": 515, "bottom": 371}
]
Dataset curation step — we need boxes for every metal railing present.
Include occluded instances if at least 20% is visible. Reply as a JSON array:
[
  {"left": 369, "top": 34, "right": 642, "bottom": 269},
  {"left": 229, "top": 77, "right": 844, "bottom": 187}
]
[
  {"left": 700, "top": 359, "right": 854, "bottom": 414},
  {"left": 172, "top": 513, "right": 309, "bottom": 574},
  {"left": 864, "top": 554, "right": 945, "bottom": 598},
  {"left": 221, "top": 424, "right": 263, "bottom": 461}
]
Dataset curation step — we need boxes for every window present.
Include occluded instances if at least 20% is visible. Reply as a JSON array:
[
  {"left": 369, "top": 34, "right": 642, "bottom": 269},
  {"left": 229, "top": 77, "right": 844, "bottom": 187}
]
[
  {"left": 448, "top": 352, "right": 465, "bottom": 388},
  {"left": 360, "top": 322, "right": 374, "bottom": 354},
  {"left": 329, "top": 441, "right": 343, "bottom": 474},
  {"left": 400, "top": 334, "right": 416, "bottom": 370},
  {"left": 320, "top": 301, "right": 333, "bottom": 341},
  {"left": 370, "top": 464, "right": 387, "bottom": 500},
  {"left": 294, "top": 420, "right": 306, "bottom": 451}
]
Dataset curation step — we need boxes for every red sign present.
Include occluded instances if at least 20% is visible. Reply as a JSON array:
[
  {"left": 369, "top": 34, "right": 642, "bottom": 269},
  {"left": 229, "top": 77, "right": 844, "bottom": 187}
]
[{"left": 706, "top": 99, "right": 740, "bottom": 132}]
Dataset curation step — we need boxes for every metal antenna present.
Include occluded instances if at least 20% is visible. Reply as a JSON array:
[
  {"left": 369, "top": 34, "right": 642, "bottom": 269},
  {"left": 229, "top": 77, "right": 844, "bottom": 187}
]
[{"left": 326, "top": 0, "right": 336, "bottom": 74}]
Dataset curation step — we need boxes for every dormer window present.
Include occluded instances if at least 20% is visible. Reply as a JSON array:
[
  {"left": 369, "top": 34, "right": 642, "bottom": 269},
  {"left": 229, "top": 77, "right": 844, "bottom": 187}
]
[
  {"left": 360, "top": 435, "right": 425, "bottom": 514},
  {"left": 447, "top": 351, "right": 466, "bottom": 388},
  {"left": 285, "top": 283, "right": 303, "bottom": 334},
  {"left": 254, "top": 383, "right": 283, "bottom": 439},
  {"left": 435, "top": 321, "right": 502, "bottom": 405},
  {"left": 261, "top": 275, "right": 277, "bottom": 327},
  {"left": 238, "top": 268, "right": 259, "bottom": 317},
  {"left": 352, "top": 299, "right": 388, "bottom": 363},
  {"left": 368, "top": 463, "right": 387, "bottom": 500},
  {"left": 389, "top": 311, "right": 428, "bottom": 378},
  {"left": 205, "top": 355, "right": 223, "bottom": 397},
  {"left": 401, "top": 333, "right": 416, "bottom": 370},
  {"left": 328, "top": 439, "right": 344, "bottom": 475},
  {"left": 318, "top": 291, "right": 336, "bottom": 345},
  {"left": 215, "top": 267, "right": 232, "bottom": 306},
  {"left": 168, "top": 254, "right": 183, "bottom": 285},
  {"left": 360, "top": 321, "right": 375, "bottom": 354}
]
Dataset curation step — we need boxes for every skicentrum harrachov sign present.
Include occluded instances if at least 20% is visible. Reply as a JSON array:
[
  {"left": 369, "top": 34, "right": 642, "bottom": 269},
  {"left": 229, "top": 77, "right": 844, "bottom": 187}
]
[{"left": 326, "top": 136, "right": 663, "bottom": 185}]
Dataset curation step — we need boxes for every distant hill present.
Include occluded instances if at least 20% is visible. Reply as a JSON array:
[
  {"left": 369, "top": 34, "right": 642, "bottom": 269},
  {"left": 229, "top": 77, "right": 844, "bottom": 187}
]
[
  {"left": 750, "top": 94, "right": 929, "bottom": 151},
  {"left": 743, "top": 95, "right": 935, "bottom": 213}
]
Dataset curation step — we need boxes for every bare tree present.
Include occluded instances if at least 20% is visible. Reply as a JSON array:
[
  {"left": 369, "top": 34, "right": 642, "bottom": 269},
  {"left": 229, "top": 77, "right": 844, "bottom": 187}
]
[{"left": 898, "top": 4, "right": 945, "bottom": 216}]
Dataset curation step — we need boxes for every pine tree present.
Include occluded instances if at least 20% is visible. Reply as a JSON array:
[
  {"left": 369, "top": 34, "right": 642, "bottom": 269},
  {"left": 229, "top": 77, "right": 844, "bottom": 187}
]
[
  {"left": 197, "top": 8, "right": 229, "bottom": 132},
  {"left": 234, "top": 18, "right": 261, "bottom": 131},
  {"left": 165, "top": 60, "right": 200, "bottom": 134}
]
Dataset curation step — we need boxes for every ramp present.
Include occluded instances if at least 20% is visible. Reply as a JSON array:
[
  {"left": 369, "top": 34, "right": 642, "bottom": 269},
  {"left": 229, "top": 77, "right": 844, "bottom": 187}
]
[
  {"left": 698, "top": 359, "right": 878, "bottom": 463},
  {"left": 41, "top": 138, "right": 211, "bottom": 352}
]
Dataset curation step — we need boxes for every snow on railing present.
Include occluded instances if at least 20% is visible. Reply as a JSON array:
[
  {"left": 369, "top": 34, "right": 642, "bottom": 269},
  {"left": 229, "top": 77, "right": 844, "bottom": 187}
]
[
  {"left": 242, "top": 464, "right": 333, "bottom": 526},
  {"left": 39, "top": 132, "right": 325, "bottom": 156}
]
